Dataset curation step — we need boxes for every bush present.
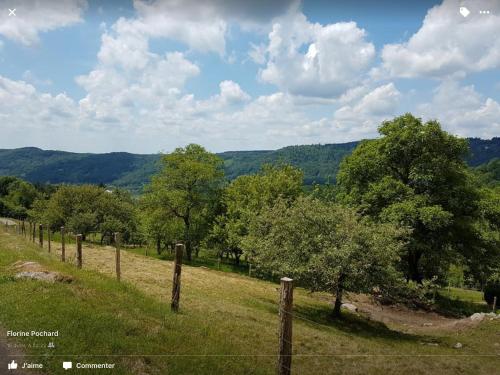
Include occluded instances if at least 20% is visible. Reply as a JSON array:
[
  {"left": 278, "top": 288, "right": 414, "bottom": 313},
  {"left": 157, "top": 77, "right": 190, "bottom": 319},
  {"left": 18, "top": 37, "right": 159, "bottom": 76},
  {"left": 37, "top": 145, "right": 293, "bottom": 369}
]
[
  {"left": 484, "top": 281, "right": 500, "bottom": 306},
  {"left": 375, "top": 278, "right": 438, "bottom": 310}
]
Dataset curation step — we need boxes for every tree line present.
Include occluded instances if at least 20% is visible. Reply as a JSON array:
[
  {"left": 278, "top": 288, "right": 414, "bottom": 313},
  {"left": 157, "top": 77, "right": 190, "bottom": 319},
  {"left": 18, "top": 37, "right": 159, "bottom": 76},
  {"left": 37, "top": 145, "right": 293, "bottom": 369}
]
[{"left": 2, "top": 114, "right": 499, "bottom": 316}]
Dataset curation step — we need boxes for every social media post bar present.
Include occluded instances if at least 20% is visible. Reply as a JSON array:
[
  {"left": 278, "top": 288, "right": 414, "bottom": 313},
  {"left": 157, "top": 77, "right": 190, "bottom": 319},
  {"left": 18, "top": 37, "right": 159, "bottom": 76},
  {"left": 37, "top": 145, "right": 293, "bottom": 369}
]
[{"left": 4, "top": 358, "right": 116, "bottom": 372}]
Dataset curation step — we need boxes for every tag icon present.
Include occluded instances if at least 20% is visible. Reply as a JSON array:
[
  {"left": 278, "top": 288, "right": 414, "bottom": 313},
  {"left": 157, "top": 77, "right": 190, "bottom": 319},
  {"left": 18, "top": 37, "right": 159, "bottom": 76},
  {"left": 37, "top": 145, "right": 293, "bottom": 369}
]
[{"left": 459, "top": 6, "right": 470, "bottom": 17}]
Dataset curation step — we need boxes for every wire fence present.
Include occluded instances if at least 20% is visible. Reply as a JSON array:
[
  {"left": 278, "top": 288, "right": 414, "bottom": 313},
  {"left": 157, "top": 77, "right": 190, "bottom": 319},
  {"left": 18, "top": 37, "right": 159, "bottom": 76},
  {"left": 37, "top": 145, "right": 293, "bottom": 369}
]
[{"left": 3, "top": 218, "right": 497, "bottom": 375}]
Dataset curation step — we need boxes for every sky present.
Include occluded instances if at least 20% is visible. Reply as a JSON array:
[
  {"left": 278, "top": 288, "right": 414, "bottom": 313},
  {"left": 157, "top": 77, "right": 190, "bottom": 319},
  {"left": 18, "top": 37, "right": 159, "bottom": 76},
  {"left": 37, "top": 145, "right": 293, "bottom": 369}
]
[{"left": 0, "top": 0, "right": 499, "bottom": 154}]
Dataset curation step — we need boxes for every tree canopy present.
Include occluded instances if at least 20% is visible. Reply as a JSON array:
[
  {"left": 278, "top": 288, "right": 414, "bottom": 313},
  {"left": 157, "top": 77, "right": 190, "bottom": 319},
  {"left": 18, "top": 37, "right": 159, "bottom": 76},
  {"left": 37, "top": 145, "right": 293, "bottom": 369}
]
[
  {"left": 29, "top": 184, "right": 137, "bottom": 242},
  {"left": 337, "top": 114, "right": 483, "bottom": 283},
  {"left": 144, "top": 144, "right": 225, "bottom": 260},
  {"left": 244, "top": 196, "right": 404, "bottom": 316},
  {"left": 205, "top": 164, "right": 303, "bottom": 264},
  {"left": 0, "top": 176, "right": 39, "bottom": 219}
]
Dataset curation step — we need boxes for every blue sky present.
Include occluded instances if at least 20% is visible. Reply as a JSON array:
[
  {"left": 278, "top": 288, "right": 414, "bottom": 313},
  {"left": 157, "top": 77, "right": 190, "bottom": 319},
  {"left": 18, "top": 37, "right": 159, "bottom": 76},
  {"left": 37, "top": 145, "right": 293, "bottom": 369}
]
[{"left": 0, "top": 0, "right": 499, "bottom": 153}]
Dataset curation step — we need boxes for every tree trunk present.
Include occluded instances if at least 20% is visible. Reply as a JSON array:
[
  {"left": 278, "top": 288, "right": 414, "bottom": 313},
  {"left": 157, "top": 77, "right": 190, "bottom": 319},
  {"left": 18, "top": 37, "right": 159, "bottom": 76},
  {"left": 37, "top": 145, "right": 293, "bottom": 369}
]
[
  {"left": 332, "top": 274, "right": 345, "bottom": 318},
  {"left": 156, "top": 238, "right": 161, "bottom": 255},
  {"left": 183, "top": 217, "right": 192, "bottom": 261},
  {"left": 185, "top": 240, "right": 192, "bottom": 261},
  {"left": 408, "top": 250, "right": 423, "bottom": 283},
  {"left": 333, "top": 292, "right": 343, "bottom": 318}
]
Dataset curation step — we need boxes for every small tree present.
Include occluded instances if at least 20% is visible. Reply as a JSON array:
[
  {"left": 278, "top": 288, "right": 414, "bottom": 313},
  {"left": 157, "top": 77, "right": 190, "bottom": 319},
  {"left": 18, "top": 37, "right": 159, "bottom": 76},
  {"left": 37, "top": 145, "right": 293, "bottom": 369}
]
[
  {"left": 31, "top": 185, "right": 138, "bottom": 242},
  {"left": 244, "top": 196, "right": 404, "bottom": 317},
  {"left": 206, "top": 164, "right": 303, "bottom": 264},
  {"left": 0, "top": 177, "right": 39, "bottom": 219},
  {"left": 146, "top": 144, "right": 224, "bottom": 261},
  {"left": 140, "top": 196, "right": 183, "bottom": 255}
]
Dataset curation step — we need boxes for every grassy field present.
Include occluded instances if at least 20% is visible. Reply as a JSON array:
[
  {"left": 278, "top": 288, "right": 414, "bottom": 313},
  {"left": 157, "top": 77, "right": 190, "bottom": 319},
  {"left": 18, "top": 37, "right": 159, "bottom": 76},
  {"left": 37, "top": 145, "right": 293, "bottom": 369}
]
[{"left": 0, "top": 226, "right": 499, "bottom": 374}]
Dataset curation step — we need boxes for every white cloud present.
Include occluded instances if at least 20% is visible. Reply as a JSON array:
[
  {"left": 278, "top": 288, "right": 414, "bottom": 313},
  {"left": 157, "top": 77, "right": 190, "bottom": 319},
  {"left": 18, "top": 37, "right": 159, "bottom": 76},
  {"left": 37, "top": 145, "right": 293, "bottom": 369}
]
[
  {"left": 258, "top": 9, "right": 375, "bottom": 98},
  {"left": 218, "top": 80, "right": 251, "bottom": 104},
  {"left": 418, "top": 81, "right": 500, "bottom": 138},
  {"left": 22, "top": 70, "right": 52, "bottom": 86},
  {"left": 0, "top": 0, "right": 87, "bottom": 45},
  {"left": 248, "top": 42, "right": 267, "bottom": 64},
  {"left": 108, "top": 0, "right": 296, "bottom": 56},
  {"left": 331, "top": 83, "right": 402, "bottom": 140},
  {"left": 124, "top": 2, "right": 226, "bottom": 55},
  {"left": 97, "top": 27, "right": 151, "bottom": 70},
  {"left": 76, "top": 48, "right": 200, "bottom": 128},
  {"left": 0, "top": 75, "right": 77, "bottom": 135},
  {"left": 378, "top": 0, "right": 500, "bottom": 79}
]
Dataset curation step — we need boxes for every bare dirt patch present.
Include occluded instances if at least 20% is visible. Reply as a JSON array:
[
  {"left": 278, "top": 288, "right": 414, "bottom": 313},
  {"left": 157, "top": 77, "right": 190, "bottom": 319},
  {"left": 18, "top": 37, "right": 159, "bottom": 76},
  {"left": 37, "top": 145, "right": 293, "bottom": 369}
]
[{"left": 346, "top": 294, "right": 481, "bottom": 334}]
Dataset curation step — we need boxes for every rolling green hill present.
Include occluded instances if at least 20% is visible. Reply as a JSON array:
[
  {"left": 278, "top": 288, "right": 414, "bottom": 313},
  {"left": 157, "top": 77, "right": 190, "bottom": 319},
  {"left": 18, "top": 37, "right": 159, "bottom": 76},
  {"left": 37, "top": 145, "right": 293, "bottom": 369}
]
[{"left": 0, "top": 137, "right": 499, "bottom": 193}]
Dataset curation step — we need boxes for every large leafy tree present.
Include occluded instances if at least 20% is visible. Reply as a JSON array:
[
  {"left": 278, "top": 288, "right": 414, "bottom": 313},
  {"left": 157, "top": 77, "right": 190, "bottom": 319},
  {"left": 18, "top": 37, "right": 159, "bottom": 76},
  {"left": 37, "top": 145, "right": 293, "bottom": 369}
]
[
  {"left": 205, "top": 165, "right": 303, "bottom": 264},
  {"left": 337, "top": 114, "right": 481, "bottom": 283},
  {"left": 146, "top": 144, "right": 225, "bottom": 261},
  {"left": 244, "top": 196, "right": 403, "bottom": 317}
]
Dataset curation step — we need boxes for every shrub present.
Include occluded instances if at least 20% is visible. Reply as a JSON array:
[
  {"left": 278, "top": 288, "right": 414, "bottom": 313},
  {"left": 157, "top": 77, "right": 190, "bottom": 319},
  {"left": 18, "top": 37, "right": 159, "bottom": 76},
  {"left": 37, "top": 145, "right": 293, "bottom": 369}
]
[{"left": 375, "top": 278, "right": 438, "bottom": 310}]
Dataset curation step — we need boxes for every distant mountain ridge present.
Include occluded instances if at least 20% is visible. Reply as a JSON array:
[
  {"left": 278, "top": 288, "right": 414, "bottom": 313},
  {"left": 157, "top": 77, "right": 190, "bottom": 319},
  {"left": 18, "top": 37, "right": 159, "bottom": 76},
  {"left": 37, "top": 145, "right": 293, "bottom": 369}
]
[{"left": 1, "top": 137, "right": 499, "bottom": 193}]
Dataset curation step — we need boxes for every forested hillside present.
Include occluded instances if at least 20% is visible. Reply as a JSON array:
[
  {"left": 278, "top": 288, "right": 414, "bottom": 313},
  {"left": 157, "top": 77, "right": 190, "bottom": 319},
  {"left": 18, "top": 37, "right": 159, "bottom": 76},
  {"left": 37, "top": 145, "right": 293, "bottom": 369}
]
[{"left": 0, "top": 138, "right": 499, "bottom": 192}]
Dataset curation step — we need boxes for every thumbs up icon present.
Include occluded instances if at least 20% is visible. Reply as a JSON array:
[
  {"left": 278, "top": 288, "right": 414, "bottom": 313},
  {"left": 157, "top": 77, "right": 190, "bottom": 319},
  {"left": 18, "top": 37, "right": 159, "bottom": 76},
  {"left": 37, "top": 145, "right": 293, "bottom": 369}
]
[{"left": 8, "top": 360, "right": 18, "bottom": 370}]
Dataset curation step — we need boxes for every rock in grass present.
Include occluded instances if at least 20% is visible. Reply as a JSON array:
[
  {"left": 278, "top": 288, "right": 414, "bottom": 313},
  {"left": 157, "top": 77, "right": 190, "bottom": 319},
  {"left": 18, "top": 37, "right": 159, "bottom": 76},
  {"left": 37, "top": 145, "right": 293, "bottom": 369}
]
[
  {"left": 15, "top": 271, "right": 73, "bottom": 283},
  {"left": 341, "top": 303, "right": 358, "bottom": 312},
  {"left": 470, "top": 313, "right": 485, "bottom": 321},
  {"left": 12, "top": 261, "right": 73, "bottom": 283},
  {"left": 453, "top": 343, "right": 463, "bottom": 349}
]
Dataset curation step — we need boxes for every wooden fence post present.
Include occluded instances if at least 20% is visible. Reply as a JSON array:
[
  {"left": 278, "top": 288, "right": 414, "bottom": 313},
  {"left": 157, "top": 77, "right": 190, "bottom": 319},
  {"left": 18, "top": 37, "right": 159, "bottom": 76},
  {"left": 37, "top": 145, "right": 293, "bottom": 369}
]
[
  {"left": 171, "top": 243, "right": 184, "bottom": 312},
  {"left": 493, "top": 296, "right": 497, "bottom": 313},
  {"left": 61, "top": 227, "right": 66, "bottom": 262},
  {"left": 38, "top": 224, "right": 43, "bottom": 248},
  {"left": 114, "top": 232, "right": 121, "bottom": 281},
  {"left": 76, "top": 234, "right": 83, "bottom": 269},
  {"left": 278, "top": 277, "right": 293, "bottom": 375}
]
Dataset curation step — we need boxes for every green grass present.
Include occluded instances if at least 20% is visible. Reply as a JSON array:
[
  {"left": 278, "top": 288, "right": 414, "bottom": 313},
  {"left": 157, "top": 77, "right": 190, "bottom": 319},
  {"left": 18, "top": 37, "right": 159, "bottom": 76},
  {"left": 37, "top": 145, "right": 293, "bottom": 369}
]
[
  {"left": 1, "top": 228, "right": 500, "bottom": 375},
  {"left": 125, "top": 246, "right": 252, "bottom": 275},
  {"left": 0, "top": 234, "right": 265, "bottom": 374},
  {"left": 439, "top": 287, "right": 485, "bottom": 303},
  {"left": 436, "top": 287, "right": 490, "bottom": 317}
]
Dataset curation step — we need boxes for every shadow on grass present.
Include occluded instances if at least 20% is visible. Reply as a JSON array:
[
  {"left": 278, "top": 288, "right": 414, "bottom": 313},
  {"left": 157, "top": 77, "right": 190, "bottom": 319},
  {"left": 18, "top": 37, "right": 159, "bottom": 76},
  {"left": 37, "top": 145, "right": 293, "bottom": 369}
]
[
  {"left": 434, "top": 293, "right": 489, "bottom": 317},
  {"left": 254, "top": 296, "right": 425, "bottom": 344},
  {"left": 295, "top": 304, "right": 423, "bottom": 342}
]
